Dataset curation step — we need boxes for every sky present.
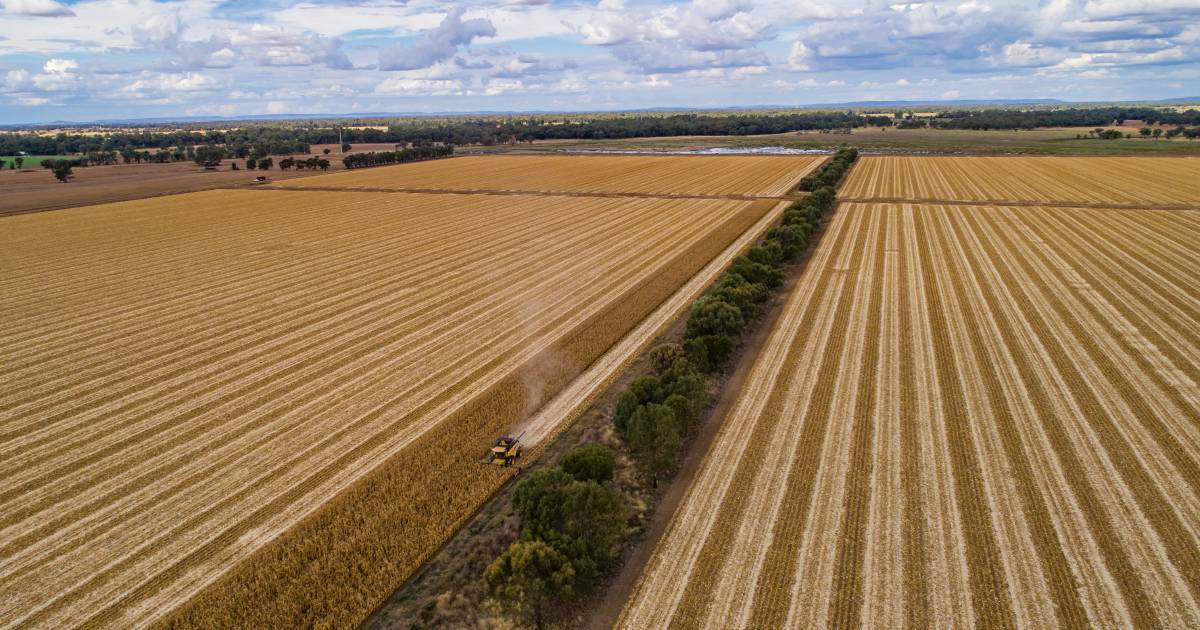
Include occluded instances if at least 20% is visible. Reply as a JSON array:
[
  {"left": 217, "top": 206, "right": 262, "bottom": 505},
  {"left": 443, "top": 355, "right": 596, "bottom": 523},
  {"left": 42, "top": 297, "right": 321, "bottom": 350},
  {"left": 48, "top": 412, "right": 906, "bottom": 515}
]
[{"left": 1, "top": 0, "right": 1198, "bottom": 123}]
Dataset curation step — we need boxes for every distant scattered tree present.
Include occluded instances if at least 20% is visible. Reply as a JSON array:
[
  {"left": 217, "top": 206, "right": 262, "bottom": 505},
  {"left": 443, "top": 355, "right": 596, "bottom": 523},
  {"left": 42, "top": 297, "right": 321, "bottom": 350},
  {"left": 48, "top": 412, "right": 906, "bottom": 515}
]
[
  {"left": 323, "top": 148, "right": 331, "bottom": 154},
  {"left": 51, "top": 160, "right": 73, "bottom": 182},
  {"left": 245, "top": 157, "right": 257, "bottom": 170},
  {"left": 1140, "top": 127, "right": 1153, "bottom": 137},
  {"left": 1153, "top": 128, "right": 1164, "bottom": 139},
  {"left": 341, "top": 142, "right": 352, "bottom": 152},
  {"left": 0, "top": 159, "right": 6, "bottom": 170},
  {"left": 279, "top": 157, "right": 295, "bottom": 170},
  {"left": 258, "top": 157, "right": 273, "bottom": 170},
  {"left": 14, "top": 157, "right": 24, "bottom": 168},
  {"left": 193, "top": 145, "right": 224, "bottom": 167},
  {"left": 485, "top": 541, "right": 574, "bottom": 630}
]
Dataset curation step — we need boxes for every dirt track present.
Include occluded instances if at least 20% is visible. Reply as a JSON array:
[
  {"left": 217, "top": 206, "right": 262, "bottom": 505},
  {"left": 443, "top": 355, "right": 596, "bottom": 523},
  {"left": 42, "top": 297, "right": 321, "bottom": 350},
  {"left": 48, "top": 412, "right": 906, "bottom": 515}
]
[{"left": 618, "top": 198, "right": 1200, "bottom": 628}]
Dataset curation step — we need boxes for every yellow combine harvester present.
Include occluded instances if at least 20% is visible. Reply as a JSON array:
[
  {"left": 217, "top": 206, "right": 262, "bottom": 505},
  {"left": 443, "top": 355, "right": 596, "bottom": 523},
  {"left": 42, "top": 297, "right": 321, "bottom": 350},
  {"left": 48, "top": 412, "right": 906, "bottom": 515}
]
[{"left": 488, "top": 432, "right": 524, "bottom": 467}]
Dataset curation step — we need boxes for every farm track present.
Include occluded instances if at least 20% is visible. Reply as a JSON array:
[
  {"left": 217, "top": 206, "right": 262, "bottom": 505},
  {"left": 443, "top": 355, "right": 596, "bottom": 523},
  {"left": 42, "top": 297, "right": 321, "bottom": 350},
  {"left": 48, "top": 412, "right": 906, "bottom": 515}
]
[
  {"left": 275, "top": 153, "right": 826, "bottom": 197},
  {"left": 618, "top": 199, "right": 1200, "bottom": 628},
  {"left": 0, "top": 183, "right": 784, "bottom": 629}
]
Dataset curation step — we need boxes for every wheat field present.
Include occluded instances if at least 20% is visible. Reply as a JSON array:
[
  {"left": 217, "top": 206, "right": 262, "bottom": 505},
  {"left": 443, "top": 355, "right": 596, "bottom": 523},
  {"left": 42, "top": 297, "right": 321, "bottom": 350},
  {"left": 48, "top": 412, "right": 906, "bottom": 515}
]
[
  {"left": 277, "top": 154, "right": 824, "bottom": 197},
  {"left": 841, "top": 156, "right": 1200, "bottom": 206},
  {"left": 619, "top": 200, "right": 1200, "bottom": 628},
  {"left": 0, "top": 187, "right": 780, "bottom": 629}
]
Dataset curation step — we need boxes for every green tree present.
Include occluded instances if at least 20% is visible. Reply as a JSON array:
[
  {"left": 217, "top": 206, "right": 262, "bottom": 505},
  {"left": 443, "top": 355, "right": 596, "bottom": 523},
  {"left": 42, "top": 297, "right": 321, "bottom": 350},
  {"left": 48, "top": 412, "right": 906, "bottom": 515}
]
[
  {"left": 556, "top": 480, "right": 625, "bottom": 583},
  {"left": 648, "top": 343, "right": 687, "bottom": 375},
  {"left": 560, "top": 444, "right": 614, "bottom": 484},
  {"left": 512, "top": 468, "right": 575, "bottom": 538},
  {"left": 485, "top": 540, "right": 574, "bottom": 630},
  {"left": 51, "top": 161, "right": 73, "bottom": 183},
  {"left": 686, "top": 298, "right": 744, "bottom": 339},
  {"left": 258, "top": 157, "right": 273, "bottom": 170},
  {"left": 1140, "top": 127, "right": 1152, "bottom": 137},
  {"left": 14, "top": 157, "right": 24, "bottom": 169},
  {"left": 627, "top": 403, "right": 681, "bottom": 487},
  {"left": 245, "top": 157, "right": 258, "bottom": 170},
  {"left": 1153, "top": 128, "right": 1164, "bottom": 139}
]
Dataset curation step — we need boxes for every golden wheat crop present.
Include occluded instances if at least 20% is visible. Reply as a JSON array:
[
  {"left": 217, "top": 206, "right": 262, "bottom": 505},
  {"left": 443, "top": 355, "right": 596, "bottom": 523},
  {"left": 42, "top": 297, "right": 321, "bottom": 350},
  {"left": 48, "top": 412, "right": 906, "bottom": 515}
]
[
  {"left": 841, "top": 156, "right": 1200, "bottom": 205},
  {"left": 619, "top": 201, "right": 1200, "bottom": 629},
  {"left": 277, "top": 154, "right": 824, "bottom": 197},
  {"left": 0, "top": 188, "right": 781, "bottom": 629}
]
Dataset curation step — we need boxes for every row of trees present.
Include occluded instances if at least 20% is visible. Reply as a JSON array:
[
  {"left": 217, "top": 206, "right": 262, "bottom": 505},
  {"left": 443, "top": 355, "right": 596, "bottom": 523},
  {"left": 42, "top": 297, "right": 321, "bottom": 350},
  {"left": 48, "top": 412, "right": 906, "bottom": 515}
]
[
  {"left": 799, "top": 147, "right": 858, "bottom": 191},
  {"left": 482, "top": 148, "right": 859, "bottom": 627},
  {"left": 0, "top": 127, "right": 310, "bottom": 158},
  {"left": 934, "top": 107, "right": 1200, "bottom": 130},
  {"left": 485, "top": 444, "right": 623, "bottom": 629},
  {"left": 0, "top": 111, "right": 883, "bottom": 156},
  {"left": 615, "top": 148, "right": 857, "bottom": 489},
  {"left": 341, "top": 144, "right": 453, "bottom": 169},
  {"left": 0, "top": 157, "right": 25, "bottom": 169}
]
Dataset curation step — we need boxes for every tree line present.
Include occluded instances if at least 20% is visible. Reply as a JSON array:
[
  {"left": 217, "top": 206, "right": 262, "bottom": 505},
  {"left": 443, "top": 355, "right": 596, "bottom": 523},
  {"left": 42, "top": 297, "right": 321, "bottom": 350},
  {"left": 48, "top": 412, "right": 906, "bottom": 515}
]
[
  {"left": 482, "top": 148, "right": 860, "bottom": 628},
  {"left": 341, "top": 144, "right": 453, "bottom": 169},
  {"left": 933, "top": 107, "right": 1200, "bottom": 130}
]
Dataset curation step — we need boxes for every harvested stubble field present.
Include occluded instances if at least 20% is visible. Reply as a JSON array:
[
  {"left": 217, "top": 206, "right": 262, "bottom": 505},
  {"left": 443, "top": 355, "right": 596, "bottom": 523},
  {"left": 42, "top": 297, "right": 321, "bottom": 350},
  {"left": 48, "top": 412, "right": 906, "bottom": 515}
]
[
  {"left": 277, "top": 153, "right": 824, "bottom": 197},
  {"left": 0, "top": 187, "right": 781, "bottom": 629},
  {"left": 619, "top": 201, "right": 1200, "bottom": 628},
  {"left": 842, "top": 156, "right": 1200, "bottom": 206}
]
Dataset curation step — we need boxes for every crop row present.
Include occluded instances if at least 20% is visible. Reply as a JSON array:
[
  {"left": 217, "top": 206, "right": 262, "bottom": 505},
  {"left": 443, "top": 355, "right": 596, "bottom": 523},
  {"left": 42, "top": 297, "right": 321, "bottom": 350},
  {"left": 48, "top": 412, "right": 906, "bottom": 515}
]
[
  {"left": 618, "top": 201, "right": 1200, "bottom": 628},
  {"left": 840, "top": 156, "right": 1200, "bottom": 206},
  {"left": 279, "top": 154, "right": 825, "bottom": 197},
  {"left": 0, "top": 189, "right": 772, "bottom": 629}
]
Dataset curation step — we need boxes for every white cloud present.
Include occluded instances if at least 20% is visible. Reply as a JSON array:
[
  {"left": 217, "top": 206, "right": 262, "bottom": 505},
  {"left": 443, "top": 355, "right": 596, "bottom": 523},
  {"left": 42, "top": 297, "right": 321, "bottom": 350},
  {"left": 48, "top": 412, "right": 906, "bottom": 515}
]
[
  {"left": 1, "top": 0, "right": 74, "bottom": 17},
  {"left": 373, "top": 77, "right": 463, "bottom": 96},
  {"left": 43, "top": 58, "right": 76, "bottom": 74},
  {"left": 484, "top": 78, "right": 523, "bottom": 95},
  {"left": 132, "top": 11, "right": 183, "bottom": 49},
  {"left": 379, "top": 7, "right": 496, "bottom": 71},
  {"left": 575, "top": 0, "right": 776, "bottom": 73},
  {"left": 230, "top": 25, "right": 352, "bottom": 69},
  {"left": 942, "top": 89, "right": 961, "bottom": 98},
  {"left": 121, "top": 71, "right": 220, "bottom": 95},
  {"left": 31, "top": 57, "right": 80, "bottom": 91}
]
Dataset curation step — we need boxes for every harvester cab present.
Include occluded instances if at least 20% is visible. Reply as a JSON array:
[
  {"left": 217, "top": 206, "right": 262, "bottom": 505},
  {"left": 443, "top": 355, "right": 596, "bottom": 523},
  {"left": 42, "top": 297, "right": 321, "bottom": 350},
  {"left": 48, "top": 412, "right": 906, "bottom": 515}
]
[{"left": 489, "top": 432, "right": 524, "bottom": 467}]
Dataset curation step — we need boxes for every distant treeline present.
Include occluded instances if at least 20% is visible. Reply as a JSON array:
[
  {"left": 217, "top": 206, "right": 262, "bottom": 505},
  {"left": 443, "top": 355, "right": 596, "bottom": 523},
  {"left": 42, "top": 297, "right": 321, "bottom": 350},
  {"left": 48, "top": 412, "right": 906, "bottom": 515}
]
[
  {"left": 6, "top": 107, "right": 1200, "bottom": 158},
  {"left": 0, "top": 127, "right": 310, "bottom": 158},
  {"left": 341, "top": 144, "right": 453, "bottom": 169},
  {"left": 933, "top": 107, "right": 1200, "bottom": 130},
  {"left": 0, "top": 113, "right": 868, "bottom": 156}
]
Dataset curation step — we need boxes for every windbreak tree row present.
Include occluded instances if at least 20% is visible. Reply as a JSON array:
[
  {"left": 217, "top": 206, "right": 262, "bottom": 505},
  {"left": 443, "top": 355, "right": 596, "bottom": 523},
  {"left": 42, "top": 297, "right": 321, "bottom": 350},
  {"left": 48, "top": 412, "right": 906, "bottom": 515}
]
[
  {"left": 616, "top": 148, "right": 858, "bottom": 489},
  {"left": 341, "top": 144, "right": 454, "bottom": 169}
]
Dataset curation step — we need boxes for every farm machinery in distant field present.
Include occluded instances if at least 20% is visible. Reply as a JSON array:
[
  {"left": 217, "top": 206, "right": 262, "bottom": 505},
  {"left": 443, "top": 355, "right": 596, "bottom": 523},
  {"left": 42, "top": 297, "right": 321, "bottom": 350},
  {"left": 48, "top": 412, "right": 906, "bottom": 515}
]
[{"left": 487, "top": 432, "right": 524, "bottom": 467}]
